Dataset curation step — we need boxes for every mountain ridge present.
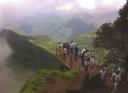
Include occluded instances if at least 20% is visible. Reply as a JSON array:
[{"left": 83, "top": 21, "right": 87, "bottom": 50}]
[
  {"left": 0, "top": 29, "right": 60, "bottom": 71},
  {"left": 5, "top": 11, "right": 117, "bottom": 40}
]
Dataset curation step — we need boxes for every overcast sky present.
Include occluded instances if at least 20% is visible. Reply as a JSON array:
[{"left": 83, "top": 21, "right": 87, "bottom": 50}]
[{"left": 0, "top": 0, "right": 127, "bottom": 26}]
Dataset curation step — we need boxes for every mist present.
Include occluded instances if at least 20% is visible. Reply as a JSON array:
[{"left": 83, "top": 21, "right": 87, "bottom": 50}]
[
  {"left": 0, "top": 31, "right": 30, "bottom": 93},
  {"left": 0, "top": 0, "right": 126, "bottom": 93},
  {"left": 0, "top": 0, "right": 126, "bottom": 27}
]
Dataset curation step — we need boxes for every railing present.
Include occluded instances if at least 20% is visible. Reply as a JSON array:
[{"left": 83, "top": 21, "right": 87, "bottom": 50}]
[
  {"left": 56, "top": 47, "right": 113, "bottom": 88},
  {"left": 56, "top": 48, "right": 84, "bottom": 71}
]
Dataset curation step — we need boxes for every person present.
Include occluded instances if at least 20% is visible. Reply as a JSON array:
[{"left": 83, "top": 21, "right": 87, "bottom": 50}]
[
  {"left": 58, "top": 42, "right": 63, "bottom": 48},
  {"left": 111, "top": 71, "right": 121, "bottom": 93},
  {"left": 69, "top": 41, "right": 75, "bottom": 67},
  {"left": 81, "top": 48, "right": 86, "bottom": 55},
  {"left": 81, "top": 48, "right": 86, "bottom": 66},
  {"left": 83, "top": 50, "right": 90, "bottom": 71},
  {"left": 89, "top": 55, "right": 95, "bottom": 69},
  {"left": 103, "top": 65, "right": 108, "bottom": 73},
  {"left": 66, "top": 42, "right": 70, "bottom": 55},
  {"left": 84, "top": 50, "right": 89, "bottom": 64},
  {"left": 88, "top": 50, "right": 93, "bottom": 58},
  {"left": 74, "top": 45, "right": 79, "bottom": 62},
  {"left": 99, "top": 68, "right": 107, "bottom": 85},
  {"left": 116, "top": 66, "right": 121, "bottom": 73},
  {"left": 112, "top": 72, "right": 116, "bottom": 84},
  {"left": 116, "top": 65, "right": 125, "bottom": 85},
  {"left": 76, "top": 44, "right": 80, "bottom": 55},
  {"left": 63, "top": 48, "right": 67, "bottom": 60},
  {"left": 84, "top": 58, "right": 90, "bottom": 71},
  {"left": 57, "top": 42, "right": 62, "bottom": 56},
  {"left": 70, "top": 41, "right": 74, "bottom": 55},
  {"left": 63, "top": 43, "right": 66, "bottom": 49},
  {"left": 58, "top": 42, "right": 63, "bottom": 56},
  {"left": 72, "top": 45, "right": 79, "bottom": 70}
]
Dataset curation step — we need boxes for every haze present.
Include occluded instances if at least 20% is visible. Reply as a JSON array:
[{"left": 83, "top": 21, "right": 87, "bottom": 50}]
[
  {"left": 0, "top": 0, "right": 127, "bottom": 93},
  {"left": 0, "top": 0, "right": 126, "bottom": 27}
]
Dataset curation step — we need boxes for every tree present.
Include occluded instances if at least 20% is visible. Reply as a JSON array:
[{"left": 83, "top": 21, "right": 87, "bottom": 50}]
[{"left": 93, "top": 0, "right": 128, "bottom": 73}]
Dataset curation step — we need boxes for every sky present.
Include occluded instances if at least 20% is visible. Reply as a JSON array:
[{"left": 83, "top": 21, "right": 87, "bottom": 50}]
[{"left": 0, "top": 0, "right": 127, "bottom": 26}]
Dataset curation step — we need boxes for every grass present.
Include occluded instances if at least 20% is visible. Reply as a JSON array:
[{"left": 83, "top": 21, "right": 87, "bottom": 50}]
[
  {"left": 28, "top": 32, "right": 96, "bottom": 54},
  {"left": 75, "top": 32, "right": 96, "bottom": 49},
  {"left": 21, "top": 70, "right": 79, "bottom": 93},
  {"left": 29, "top": 36, "right": 58, "bottom": 54}
]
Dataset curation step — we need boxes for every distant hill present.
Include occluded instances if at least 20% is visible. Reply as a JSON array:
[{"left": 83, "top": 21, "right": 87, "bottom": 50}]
[
  {"left": 5, "top": 14, "right": 97, "bottom": 40},
  {"left": 27, "top": 32, "right": 96, "bottom": 55},
  {"left": 5, "top": 11, "right": 117, "bottom": 41},
  {"left": 0, "top": 29, "right": 60, "bottom": 71}
]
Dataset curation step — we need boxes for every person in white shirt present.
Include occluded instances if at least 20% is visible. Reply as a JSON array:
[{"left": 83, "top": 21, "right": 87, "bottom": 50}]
[
  {"left": 58, "top": 42, "right": 63, "bottom": 48},
  {"left": 63, "top": 48, "right": 67, "bottom": 60},
  {"left": 116, "top": 65, "right": 125, "bottom": 85},
  {"left": 81, "top": 48, "right": 86, "bottom": 55},
  {"left": 99, "top": 69, "right": 106, "bottom": 84},
  {"left": 112, "top": 72, "right": 116, "bottom": 82},
  {"left": 89, "top": 56, "right": 95, "bottom": 69},
  {"left": 81, "top": 48, "right": 86, "bottom": 66},
  {"left": 111, "top": 71, "right": 121, "bottom": 93},
  {"left": 83, "top": 50, "right": 90, "bottom": 70},
  {"left": 90, "top": 57, "right": 94, "bottom": 64}
]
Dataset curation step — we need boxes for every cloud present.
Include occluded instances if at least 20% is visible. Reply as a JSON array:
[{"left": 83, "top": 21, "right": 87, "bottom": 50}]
[
  {"left": 56, "top": 0, "right": 126, "bottom": 14},
  {"left": 56, "top": 2, "right": 74, "bottom": 11},
  {"left": 76, "top": 0, "right": 96, "bottom": 10},
  {"left": 0, "top": 0, "right": 126, "bottom": 27},
  {"left": 0, "top": 0, "right": 126, "bottom": 14},
  {"left": 95, "top": 0, "right": 126, "bottom": 13}
]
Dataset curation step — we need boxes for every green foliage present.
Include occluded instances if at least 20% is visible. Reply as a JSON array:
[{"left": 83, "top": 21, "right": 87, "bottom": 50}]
[
  {"left": 62, "top": 70, "right": 79, "bottom": 80},
  {"left": 93, "top": 23, "right": 116, "bottom": 49},
  {"left": 21, "top": 70, "right": 78, "bottom": 93},
  {"left": 93, "top": 1, "right": 128, "bottom": 72},
  {"left": 28, "top": 35, "right": 58, "bottom": 54},
  {"left": 30, "top": 32, "right": 96, "bottom": 55}
]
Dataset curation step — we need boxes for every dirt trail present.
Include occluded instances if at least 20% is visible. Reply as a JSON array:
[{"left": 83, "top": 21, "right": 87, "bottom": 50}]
[
  {"left": 87, "top": 85, "right": 128, "bottom": 93},
  {"left": 57, "top": 51, "right": 85, "bottom": 71},
  {"left": 55, "top": 48, "right": 128, "bottom": 93},
  {"left": 56, "top": 49, "right": 115, "bottom": 93}
]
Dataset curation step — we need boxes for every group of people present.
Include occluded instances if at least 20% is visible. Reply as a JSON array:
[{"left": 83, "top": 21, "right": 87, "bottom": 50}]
[
  {"left": 81, "top": 48, "right": 95, "bottom": 71},
  {"left": 58, "top": 41, "right": 80, "bottom": 61},
  {"left": 99, "top": 64, "right": 126, "bottom": 93},
  {"left": 57, "top": 41, "right": 128, "bottom": 92},
  {"left": 57, "top": 41, "right": 95, "bottom": 70}
]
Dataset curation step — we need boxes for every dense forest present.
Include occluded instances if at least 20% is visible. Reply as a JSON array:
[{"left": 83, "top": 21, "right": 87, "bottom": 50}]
[{"left": 93, "top": 1, "right": 128, "bottom": 73}]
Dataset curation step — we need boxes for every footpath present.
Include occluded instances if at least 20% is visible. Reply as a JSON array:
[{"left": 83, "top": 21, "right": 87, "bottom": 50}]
[{"left": 56, "top": 48, "right": 115, "bottom": 93}]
